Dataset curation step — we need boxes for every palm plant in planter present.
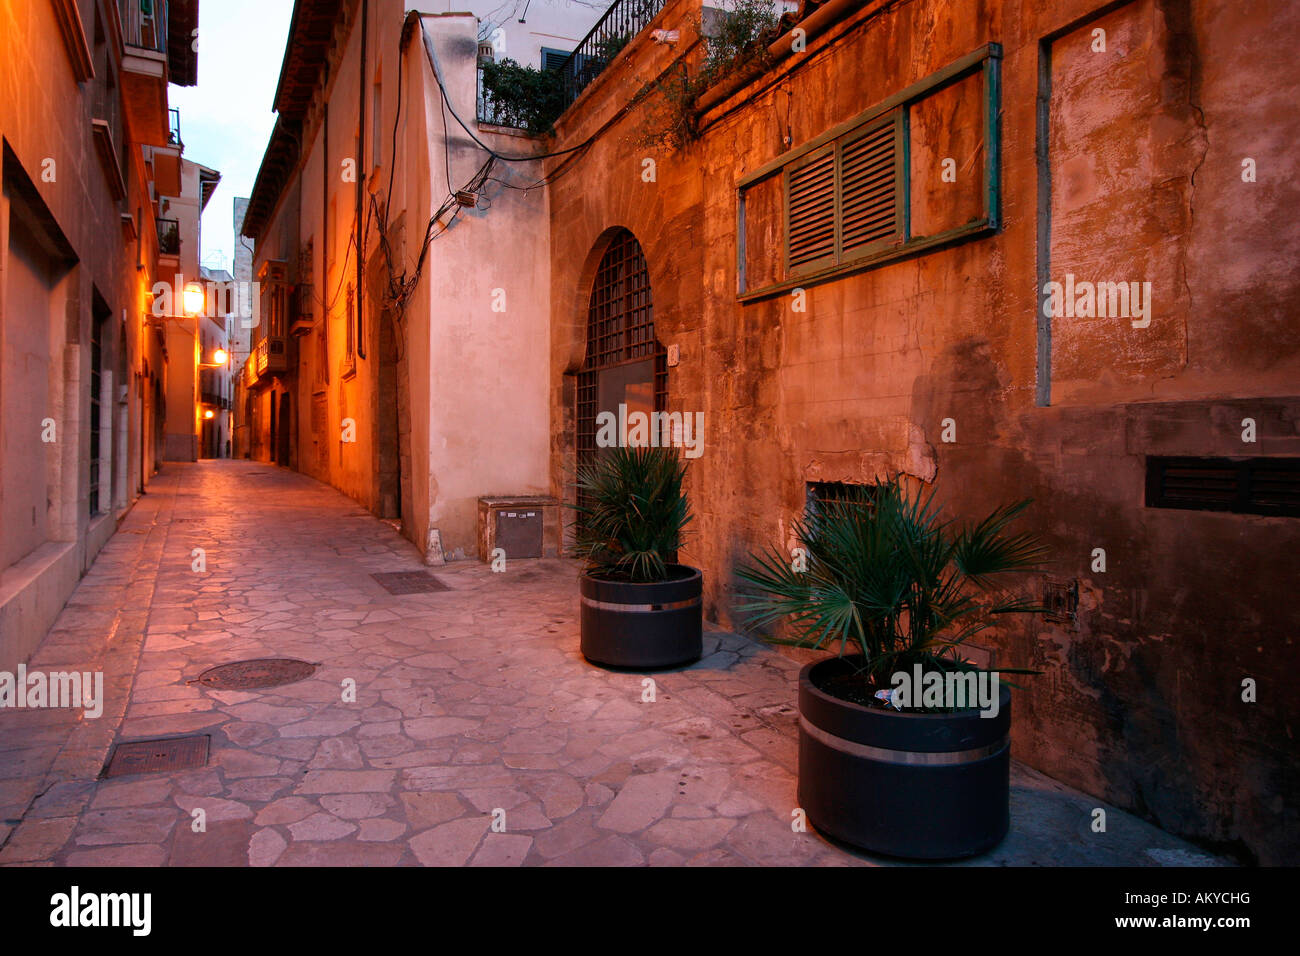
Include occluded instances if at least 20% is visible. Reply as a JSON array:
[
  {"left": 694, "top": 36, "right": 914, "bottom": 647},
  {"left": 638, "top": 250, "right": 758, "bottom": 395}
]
[
  {"left": 570, "top": 445, "right": 702, "bottom": 669},
  {"left": 736, "top": 478, "right": 1047, "bottom": 858}
]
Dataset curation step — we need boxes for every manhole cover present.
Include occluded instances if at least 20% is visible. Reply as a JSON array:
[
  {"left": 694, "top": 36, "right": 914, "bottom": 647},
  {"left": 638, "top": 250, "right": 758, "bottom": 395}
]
[
  {"left": 371, "top": 571, "right": 450, "bottom": 594},
  {"left": 104, "top": 735, "right": 209, "bottom": 777},
  {"left": 192, "top": 658, "right": 318, "bottom": 690}
]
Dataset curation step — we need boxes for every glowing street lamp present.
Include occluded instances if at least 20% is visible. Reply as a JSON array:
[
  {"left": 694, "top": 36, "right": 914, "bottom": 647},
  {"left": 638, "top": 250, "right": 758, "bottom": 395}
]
[
  {"left": 203, "top": 409, "right": 215, "bottom": 420},
  {"left": 183, "top": 282, "right": 206, "bottom": 316},
  {"left": 199, "top": 348, "right": 229, "bottom": 369}
]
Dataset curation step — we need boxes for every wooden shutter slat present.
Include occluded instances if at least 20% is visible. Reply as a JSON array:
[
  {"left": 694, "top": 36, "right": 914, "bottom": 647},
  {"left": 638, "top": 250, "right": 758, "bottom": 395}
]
[
  {"left": 840, "top": 118, "right": 898, "bottom": 255},
  {"left": 787, "top": 150, "right": 836, "bottom": 269}
]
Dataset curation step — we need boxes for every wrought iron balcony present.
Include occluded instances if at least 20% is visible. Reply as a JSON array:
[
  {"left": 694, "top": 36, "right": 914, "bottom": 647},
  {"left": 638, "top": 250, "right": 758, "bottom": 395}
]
[
  {"left": 475, "top": 0, "right": 665, "bottom": 131},
  {"left": 555, "top": 0, "right": 666, "bottom": 110},
  {"left": 255, "top": 336, "right": 287, "bottom": 377}
]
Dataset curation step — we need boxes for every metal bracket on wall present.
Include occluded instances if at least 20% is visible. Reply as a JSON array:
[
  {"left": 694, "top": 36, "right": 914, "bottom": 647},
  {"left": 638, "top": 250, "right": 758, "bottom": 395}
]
[{"left": 1043, "top": 578, "right": 1078, "bottom": 626}]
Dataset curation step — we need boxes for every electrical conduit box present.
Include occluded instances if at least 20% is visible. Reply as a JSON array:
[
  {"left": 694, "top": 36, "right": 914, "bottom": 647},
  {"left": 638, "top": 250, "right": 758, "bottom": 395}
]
[{"left": 477, "top": 496, "right": 561, "bottom": 562}]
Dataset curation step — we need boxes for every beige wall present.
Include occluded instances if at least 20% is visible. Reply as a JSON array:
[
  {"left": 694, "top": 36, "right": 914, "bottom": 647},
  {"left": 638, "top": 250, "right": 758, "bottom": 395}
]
[
  {"left": 250, "top": 7, "right": 564, "bottom": 561},
  {"left": 404, "top": 16, "right": 553, "bottom": 558}
]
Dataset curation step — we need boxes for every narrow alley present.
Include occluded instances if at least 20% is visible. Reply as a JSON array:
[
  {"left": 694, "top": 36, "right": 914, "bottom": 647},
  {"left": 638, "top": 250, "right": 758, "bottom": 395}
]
[{"left": 0, "top": 462, "right": 1223, "bottom": 867}]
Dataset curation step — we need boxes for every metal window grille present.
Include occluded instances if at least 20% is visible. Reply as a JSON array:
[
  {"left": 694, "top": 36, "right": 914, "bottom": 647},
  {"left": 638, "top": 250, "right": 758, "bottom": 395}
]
[{"left": 576, "top": 229, "right": 666, "bottom": 510}]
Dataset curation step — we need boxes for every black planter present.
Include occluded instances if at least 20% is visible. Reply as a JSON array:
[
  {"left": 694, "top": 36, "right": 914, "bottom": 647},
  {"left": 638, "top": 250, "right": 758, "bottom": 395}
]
[
  {"left": 579, "top": 565, "right": 702, "bottom": 668},
  {"left": 798, "top": 655, "right": 1011, "bottom": 859}
]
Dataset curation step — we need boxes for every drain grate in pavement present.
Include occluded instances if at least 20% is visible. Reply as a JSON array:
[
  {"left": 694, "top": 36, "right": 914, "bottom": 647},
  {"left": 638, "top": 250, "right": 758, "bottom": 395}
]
[
  {"left": 192, "top": 658, "right": 318, "bottom": 690},
  {"left": 104, "top": 735, "right": 209, "bottom": 777},
  {"left": 371, "top": 571, "right": 450, "bottom": 594}
]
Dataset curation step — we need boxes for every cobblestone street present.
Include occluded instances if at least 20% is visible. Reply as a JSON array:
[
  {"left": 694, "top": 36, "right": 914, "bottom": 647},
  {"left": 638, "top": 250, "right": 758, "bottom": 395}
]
[{"left": 0, "top": 462, "right": 1225, "bottom": 867}]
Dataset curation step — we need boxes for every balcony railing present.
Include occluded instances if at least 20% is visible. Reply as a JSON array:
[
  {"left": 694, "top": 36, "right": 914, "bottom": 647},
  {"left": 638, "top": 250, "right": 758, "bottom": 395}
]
[
  {"left": 477, "top": 76, "right": 527, "bottom": 130},
  {"left": 120, "top": 0, "right": 169, "bottom": 54},
  {"left": 255, "top": 336, "right": 287, "bottom": 377},
  {"left": 157, "top": 216, "right": 180, "bottom": 256},
  {"left": 168, "top": 108, "right": 182, "bottom": 146},
  {"left": 555, "top": 0, "right": 666, "bottom": 111}
]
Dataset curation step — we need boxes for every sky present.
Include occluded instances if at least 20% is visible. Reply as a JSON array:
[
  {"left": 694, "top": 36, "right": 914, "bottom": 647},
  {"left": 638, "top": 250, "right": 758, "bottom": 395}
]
[
  {"left": 166, "top": 0, "right": 613, "bottom": 272},
  {"left": 167, "top": 0, "right": 296, "bottom": 274}
]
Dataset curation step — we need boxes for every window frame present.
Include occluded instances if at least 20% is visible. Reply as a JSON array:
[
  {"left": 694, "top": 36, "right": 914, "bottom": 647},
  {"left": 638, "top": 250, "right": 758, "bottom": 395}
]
[{"left": 737, "top": 43, "right": 1001, "bottom": 301}]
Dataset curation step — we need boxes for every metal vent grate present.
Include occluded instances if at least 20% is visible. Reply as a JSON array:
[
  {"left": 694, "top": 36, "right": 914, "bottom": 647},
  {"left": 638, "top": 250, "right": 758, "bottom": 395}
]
[
  {"left": 371, "top": 571, "right": 451, "bottom": 594},
  {"left": 193, "top": 658, "right": 317, "bottom": 690},
  {"left": 1146, "top": 457, "right": 1300, "bottom": 517},
  {"left": 104, "top": 735, "right": 210, "bottom": 778}
]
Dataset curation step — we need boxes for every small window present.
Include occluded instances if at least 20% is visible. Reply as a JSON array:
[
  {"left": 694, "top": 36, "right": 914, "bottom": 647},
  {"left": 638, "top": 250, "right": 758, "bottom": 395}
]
[
  {"left": 805, "top": 481, "right": 875, "bottom": 520},
  {"left": 541, "top": 47, "right": 571, "bottom": 72},
  {"left": 1145, "top": 457, "right": 1300, "bottom": 517}
]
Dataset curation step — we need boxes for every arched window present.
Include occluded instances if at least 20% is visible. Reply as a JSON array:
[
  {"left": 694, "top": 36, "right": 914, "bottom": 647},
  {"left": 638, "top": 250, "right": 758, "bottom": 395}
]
[{"left": 576, "top": 230, "right": 667, "bottom": 474}]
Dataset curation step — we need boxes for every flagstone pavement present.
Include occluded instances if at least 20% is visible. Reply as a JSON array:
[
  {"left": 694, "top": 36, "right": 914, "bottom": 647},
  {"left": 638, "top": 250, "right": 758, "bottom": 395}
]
[{"left": 0, "top": 461, "right": 1227, "bottom": 867}]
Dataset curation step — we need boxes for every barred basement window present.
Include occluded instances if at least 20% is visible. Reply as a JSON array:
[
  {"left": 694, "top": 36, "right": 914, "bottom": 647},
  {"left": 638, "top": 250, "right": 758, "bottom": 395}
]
[
  {"left": 1145, "top": 457, "right": 1300, "bottom": 517},
  {"left": 805, "top": 481, "right": 875, "bottom": 519}
]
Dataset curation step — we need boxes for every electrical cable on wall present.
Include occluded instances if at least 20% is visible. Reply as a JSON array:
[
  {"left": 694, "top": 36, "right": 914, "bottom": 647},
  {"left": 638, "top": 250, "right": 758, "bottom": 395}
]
[{"left": 370, "top": 11, "right": 642, "bottom": 324}]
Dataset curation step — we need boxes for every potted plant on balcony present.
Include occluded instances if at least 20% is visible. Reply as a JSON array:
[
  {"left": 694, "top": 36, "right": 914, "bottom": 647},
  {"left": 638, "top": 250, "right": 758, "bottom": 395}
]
[
  {"left": 736, "top": 478, "right": 1046, "bottom": 858},
  {"left": 570, "top": 445, "right": 702, "bottom": 669}
]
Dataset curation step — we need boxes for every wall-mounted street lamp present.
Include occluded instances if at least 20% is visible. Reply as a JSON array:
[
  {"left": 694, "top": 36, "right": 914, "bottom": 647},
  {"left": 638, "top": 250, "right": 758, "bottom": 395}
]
[
  {"left": 183, "top": 283, "right": 206, "bottom": 316},
  {"left": 199, "top": 348, "right": 229, "bottom": 369},
  {"left": 203, "top": 409, "right": 215, "bottom": 420}
]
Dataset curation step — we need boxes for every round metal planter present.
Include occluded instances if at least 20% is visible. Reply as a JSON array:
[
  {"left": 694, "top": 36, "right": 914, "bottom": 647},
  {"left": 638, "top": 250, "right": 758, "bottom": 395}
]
[
  {"left": 797, "top": 655, "right": 1012, "bottom": 859},
  {"left": 579, "top": 565, "right": 703, "bottom": 669}
]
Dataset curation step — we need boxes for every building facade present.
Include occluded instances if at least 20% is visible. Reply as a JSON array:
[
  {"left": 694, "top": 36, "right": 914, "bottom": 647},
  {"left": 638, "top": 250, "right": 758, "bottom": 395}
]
[
  {"left": 241, "top": 0, "right": 606, "bottom": 559},
  {"left": 239, "top": 0, "right": 1299, "bottom": 862},
  {"left": 0, "top": 0, "right": 200, "bottom": 672},
  {"left": 160, "top": 156, "right": 221, "bottom": 461},
  {"left": 198, "top": 265, "right": 234, "bottom": 458},
  {"left": 541, "top": 0, "right": 1300, "bottom": 864}
]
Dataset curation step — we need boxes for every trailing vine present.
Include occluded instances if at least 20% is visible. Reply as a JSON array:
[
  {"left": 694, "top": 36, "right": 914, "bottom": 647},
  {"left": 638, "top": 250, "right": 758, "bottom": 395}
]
[{"left": 635, "top": 0, "right": 782, "bottom": 151}]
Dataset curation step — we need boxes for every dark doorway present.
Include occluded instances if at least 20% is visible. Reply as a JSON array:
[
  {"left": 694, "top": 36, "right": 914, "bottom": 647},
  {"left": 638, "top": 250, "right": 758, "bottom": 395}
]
[{"left": 276, "top": 391, "right": 291, "bottom": 466}]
